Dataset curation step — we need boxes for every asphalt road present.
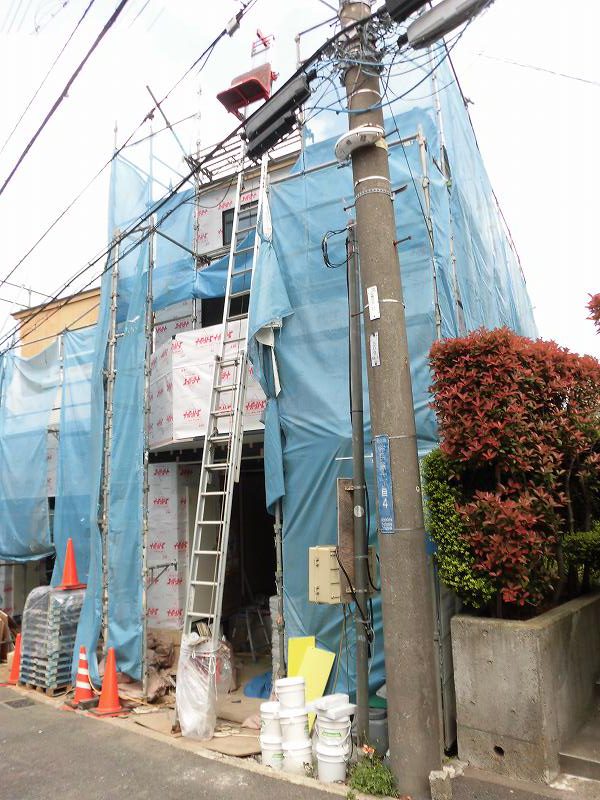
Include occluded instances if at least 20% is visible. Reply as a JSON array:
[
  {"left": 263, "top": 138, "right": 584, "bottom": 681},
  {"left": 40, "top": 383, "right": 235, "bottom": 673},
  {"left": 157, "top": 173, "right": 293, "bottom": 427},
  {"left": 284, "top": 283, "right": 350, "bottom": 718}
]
[{"left": 0, "top": 686, "right": 326, "bottom": 800}]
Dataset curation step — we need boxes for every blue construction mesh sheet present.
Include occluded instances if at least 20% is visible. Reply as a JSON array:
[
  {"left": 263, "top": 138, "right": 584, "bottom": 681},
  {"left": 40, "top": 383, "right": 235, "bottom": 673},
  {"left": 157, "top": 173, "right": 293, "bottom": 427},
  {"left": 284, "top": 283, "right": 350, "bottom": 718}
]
[
  {"left": 0, "top": 341, "right": 59, "bottom": 561},
  {"left": 69, "top": 62, "right": 537, "bottom": 687},
  {"left": 248, "top": 95, "right": 536, "bottom": 694},
  {"left": 51, "top": 327, "right": 96, "bottom": 585}
]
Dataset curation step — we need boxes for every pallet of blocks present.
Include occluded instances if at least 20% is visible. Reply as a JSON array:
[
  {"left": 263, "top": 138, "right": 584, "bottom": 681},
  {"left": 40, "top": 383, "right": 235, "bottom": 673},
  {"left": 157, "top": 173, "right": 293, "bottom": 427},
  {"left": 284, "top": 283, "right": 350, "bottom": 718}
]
[{"left": 19, "top": 586, "right": 85, "bottom": 695}]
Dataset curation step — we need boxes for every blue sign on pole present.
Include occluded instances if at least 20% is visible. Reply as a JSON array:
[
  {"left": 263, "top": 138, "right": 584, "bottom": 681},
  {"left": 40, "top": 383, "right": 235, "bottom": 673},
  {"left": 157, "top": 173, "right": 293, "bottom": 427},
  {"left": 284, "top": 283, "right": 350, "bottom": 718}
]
[{"left": 373, "top": 435, "right": 395, "bottom": 534}]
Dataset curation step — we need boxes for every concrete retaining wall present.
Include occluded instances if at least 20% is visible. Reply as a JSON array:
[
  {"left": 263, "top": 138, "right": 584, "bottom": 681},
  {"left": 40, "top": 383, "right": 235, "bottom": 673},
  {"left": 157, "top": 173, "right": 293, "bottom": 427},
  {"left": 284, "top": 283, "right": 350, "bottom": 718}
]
[{"left": 452, "top": 593, "right": 600, "bottom": 783}]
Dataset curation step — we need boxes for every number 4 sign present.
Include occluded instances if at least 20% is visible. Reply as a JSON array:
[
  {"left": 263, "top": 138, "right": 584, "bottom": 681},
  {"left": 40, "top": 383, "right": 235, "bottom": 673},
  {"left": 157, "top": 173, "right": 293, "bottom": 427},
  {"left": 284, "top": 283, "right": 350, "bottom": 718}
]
[{"left": 374, "top": 435, "right": 395, "bottom": 534}]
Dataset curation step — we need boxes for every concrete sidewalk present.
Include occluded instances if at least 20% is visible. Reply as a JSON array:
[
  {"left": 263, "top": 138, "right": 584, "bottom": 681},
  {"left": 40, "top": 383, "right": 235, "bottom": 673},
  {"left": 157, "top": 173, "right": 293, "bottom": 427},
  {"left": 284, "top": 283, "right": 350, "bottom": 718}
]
[
  {"left": 2, "top": 683, "right": 599, "bottom": 800},
  {"left": 0, "top": 686, "right": 326, "bottom": 800}
]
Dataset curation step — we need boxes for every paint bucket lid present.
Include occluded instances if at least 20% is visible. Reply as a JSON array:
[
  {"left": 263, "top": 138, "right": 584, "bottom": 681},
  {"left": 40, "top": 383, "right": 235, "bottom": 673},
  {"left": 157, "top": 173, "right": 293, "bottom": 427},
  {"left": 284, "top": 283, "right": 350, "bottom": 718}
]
[
  {"left": 282, "top": 739, "right": 312, "bottom": 751},
  {"left": 275, "top": 676, "right": 305, "bottom": 689},
  {"left": 279, "top": 706, "right": 308, "bottom": 719},
  {"left": 260, "top": 701, "right": 280, "bottom": 716},
  {"left": 316, "top": 714, "right": 350, "bottom": 724},
  {"left": 316, "top": 741, "right": 348, "bottom": 757},
  {"left": 260, "top": 735, "right": 283, "bottom": 746}
]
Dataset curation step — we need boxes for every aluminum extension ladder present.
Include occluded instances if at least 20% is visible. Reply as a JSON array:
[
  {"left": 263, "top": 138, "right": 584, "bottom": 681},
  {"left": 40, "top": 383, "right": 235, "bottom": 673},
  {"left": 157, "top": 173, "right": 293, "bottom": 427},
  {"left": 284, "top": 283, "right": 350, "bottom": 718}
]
[{"left": 182, "top": 153, "right": 268, "bottom": 648}]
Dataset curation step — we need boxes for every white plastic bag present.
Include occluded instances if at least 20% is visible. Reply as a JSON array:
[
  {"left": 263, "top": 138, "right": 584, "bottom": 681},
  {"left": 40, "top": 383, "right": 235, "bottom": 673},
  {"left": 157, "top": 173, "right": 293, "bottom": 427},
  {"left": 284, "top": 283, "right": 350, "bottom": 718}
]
[{"left": 176, "top": 634, "right": 217, "bottom": 740}]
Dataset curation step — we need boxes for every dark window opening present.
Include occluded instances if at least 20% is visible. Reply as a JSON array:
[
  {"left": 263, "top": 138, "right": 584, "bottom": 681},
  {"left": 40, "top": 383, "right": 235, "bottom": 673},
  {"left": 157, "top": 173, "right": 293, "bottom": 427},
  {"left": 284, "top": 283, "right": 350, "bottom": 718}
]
[{"left": 222, "top": 201, "right": 258, "bottom": 248}]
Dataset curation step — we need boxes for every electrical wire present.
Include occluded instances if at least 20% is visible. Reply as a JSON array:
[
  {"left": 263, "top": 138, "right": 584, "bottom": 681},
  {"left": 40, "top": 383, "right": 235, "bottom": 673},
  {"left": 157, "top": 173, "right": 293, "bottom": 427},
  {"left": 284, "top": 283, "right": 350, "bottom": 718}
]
[
  {"left": 0, "top": 134, "right": 244, "bottom": 352},
  {"left": 0, "top": 0, "right": 132, "bottom": 199},
  {"left": 477, "top": 52, "right": 600, "bottom": 89},
  {"left": 322, "top": 228, "right": 348, "bottom": 269},
  {"left": 0, "top": 0, "right": 97, "bottom": 157},
  {"left": 0, "top": 2, "right": 256, "bottom": 296}
]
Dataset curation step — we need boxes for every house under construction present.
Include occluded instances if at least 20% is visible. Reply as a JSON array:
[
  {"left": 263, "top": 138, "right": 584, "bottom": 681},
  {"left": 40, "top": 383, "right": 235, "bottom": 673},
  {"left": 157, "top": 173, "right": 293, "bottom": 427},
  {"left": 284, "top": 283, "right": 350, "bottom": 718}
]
[{"left": 0, "top": 55, "right": 536, "bottom": 749}]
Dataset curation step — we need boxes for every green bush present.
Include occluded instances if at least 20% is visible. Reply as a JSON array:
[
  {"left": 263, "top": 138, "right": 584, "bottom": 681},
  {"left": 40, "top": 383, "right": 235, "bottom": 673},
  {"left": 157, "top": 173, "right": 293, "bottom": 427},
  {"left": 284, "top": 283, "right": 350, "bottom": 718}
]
[
  {"left": 563, "top": 525, "right": 600, "bottom": 571},
  {"left": 348, "top": 751, "right": 398, "bottom": 797},
  {"left": 422, "top": 449, "right": 494, "bottom": 609}
]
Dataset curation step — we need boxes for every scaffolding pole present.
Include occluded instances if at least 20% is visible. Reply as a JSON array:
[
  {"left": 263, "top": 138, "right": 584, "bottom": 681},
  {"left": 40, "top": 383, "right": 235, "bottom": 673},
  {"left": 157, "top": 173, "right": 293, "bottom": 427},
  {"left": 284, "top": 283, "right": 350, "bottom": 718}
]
[
  {"left": 141, "top": 216, "right": 156, "bottom": 698},
  {"left": 273, "top": 499, "right": 285, "bottom": 679},
  {"left": 428, "top": 50, "right": 466, "bottom": 336},
  {"left": 100, "top": 232, "right": 121, "bottom": 653},
  {"left": 417, "top": 128, "right": 442, "bottom": 341}
]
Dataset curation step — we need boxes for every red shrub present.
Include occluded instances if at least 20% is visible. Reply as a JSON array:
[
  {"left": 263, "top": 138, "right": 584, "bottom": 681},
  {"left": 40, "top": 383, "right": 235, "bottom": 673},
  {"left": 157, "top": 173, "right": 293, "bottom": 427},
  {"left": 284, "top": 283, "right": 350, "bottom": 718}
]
[
  {"left": 460, "top": 488, "right": 558, "bottom": 607},
  {"left": 588, "top": 293, "right": 600, "bottom": 334},
  {"left": 429, "top": 327, "right": 600, "bottom": 614}
]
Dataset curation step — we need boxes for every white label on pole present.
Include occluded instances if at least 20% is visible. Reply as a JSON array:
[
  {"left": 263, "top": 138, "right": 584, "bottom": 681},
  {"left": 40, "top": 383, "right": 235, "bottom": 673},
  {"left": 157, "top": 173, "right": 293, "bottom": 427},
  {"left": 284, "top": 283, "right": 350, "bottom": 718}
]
[
  {"left": 354, "top": 505, "right": 365, "bottom": 518},
  {"left": 366, "top": 285, "right": 380, "bottom": 320},
  {"left": 370, "top": 332, "right": 381, "bottom": 367}
]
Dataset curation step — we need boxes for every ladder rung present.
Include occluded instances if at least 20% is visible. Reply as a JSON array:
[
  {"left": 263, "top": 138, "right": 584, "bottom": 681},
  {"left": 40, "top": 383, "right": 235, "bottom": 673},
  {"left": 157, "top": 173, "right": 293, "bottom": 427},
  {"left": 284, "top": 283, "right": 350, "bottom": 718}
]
[
  {"left": 229, "top": 290, "right": 250, "bottom": 300},
  {"left": 212, "top": 408, "right": 234, "bottom": 418},
  {"left": 233, "top": 245, "right": 254, "bottom": 256},
  {"left": 219, "top": 357, "right": 242, "bottom": 368},
  {"left": 193, "top": 550, "right": 222, "bottom": 556},
  {"left": 227, "top": 313, "right": 248, "bottom": 322},
  {"left": 190, "top": 580, "right": 218, "bottom": 587},
  {"left": 213, "top": 383, "right": 239, "bottom": 392},
  {"left": 236, "top": 224, "right": 256, "bottom": 236},
  {"left": 194, "top": 519, "right": 224, "bottom": 525},
  {"left": 209, "top": 433, "right": 232, "bottom": 443},
  {"left": 187, "top": 612, "right": 216, "bottom": 620},
  {"left": 232, "top": 266, "right": 253, "bottom": 277},
  {"left": 206, "top": 463, "right": 229, "bottom": 471},
  {"left": 201, "top": 490, "right": 226, "bottom": 496}
]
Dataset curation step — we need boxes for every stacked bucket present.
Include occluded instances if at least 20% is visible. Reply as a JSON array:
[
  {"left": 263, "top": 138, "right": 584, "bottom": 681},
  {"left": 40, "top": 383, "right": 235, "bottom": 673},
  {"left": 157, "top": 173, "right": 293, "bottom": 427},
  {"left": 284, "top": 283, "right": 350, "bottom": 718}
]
[
  {"left": 260, "top": 680, "right": 354, "bottom": 783},
  {"left": 260, "top": 676, "right": 311, "bottom": 775},
  {"left": 313, "top": 693, "right": 354, "bottom": 783}
]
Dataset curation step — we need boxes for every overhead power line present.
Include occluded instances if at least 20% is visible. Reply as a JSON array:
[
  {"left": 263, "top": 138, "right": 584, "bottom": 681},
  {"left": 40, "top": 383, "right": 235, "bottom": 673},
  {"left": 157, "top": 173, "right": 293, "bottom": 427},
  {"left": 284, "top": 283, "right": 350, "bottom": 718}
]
[
  {"left": 0, "top": 1, "right": 382, "bottom": 350},
  {"left": 478, "top": 53, "right": 600, "bottom": 89},
  {"left": 0, "top": 0, "right": 131, "bottom": 199},
  {"left": 0, "top": 0, "right": 257, "bottom": 296},
  {"left": 0, "top": 117, "right": 245, "bottom": 352},
  {"left": 0, "top": 0, "right": 97, "bottom": 158}
]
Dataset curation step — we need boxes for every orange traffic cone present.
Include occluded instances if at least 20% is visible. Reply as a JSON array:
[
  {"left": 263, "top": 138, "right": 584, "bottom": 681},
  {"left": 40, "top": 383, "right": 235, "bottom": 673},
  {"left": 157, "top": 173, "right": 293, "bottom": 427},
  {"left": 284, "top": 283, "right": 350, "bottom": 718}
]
[
  {"left": 7, "top": 633, "right": 22, "bottom": 685},
  {"left": 73, "top": 646, "right": 95, "bottom": 705},
  {"left": 56, "top": 538, "right": 86, "bottom": 591},
  {"left": 90, "top": 647, "right": 123, "bottom": 716}
]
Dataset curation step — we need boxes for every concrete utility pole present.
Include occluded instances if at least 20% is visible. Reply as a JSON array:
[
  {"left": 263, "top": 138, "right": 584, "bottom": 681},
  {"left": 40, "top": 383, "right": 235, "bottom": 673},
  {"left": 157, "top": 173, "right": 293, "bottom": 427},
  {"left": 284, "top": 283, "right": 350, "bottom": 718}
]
[
  {"left": 338, "top": 2, "right": 441, "bottom": 796},
  {"left": 347, "top": 222, "right": 369, "bottom": 746}
]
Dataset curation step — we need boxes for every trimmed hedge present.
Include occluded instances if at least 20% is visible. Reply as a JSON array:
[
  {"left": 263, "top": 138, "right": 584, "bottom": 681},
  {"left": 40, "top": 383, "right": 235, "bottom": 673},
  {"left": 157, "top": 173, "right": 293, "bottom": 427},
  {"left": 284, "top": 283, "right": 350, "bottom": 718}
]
[{"left": 422, "top": 449, "right": 493, "bottom": 609}]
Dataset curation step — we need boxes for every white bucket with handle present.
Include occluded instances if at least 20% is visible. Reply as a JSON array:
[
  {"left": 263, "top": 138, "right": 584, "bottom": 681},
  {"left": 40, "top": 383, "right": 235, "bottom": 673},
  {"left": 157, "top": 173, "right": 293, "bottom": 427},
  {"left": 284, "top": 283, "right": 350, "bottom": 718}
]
[
  {"left": 274, "top": 676, "right": 305, "bottom": 710},
  {"left": 316, "top": 741, "right": 348, "bottom": 783},
  {"left": 260, "top": 735, "right": 284, "bottom": 770},
  {"left": 260, "top": 701, "right": 281, "bottom": 738},
  {"left": 282, "top": 739, "right": 312, "bottom": 775},
  {"left": 316, "top": 714, "right": 351, "bottom": 752},
  {"left": 279, "top": 706, "right": 309, "bottom": 743}
]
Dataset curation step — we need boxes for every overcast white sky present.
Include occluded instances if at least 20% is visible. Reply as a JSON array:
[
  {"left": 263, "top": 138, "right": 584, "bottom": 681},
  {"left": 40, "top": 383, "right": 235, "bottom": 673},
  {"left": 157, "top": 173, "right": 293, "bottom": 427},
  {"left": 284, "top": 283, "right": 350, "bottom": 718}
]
[{"left": 0, "top": 0, "right": 598, "bottom": 355}]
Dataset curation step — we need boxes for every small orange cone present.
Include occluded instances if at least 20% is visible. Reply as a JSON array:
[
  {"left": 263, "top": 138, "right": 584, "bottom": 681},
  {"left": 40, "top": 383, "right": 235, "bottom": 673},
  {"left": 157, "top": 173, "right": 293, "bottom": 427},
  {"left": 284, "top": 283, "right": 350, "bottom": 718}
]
[
  {"left": 90, "top": 647, "right": 123, "bottom": 716},
  {"left": 73, "top": 646, "right": 95, "bottom": 704},
  {"left": 7, "top": 633, "right": 22, "bottom": 685},
  {"left": 56, "top": 538, "right": 86, "bottom": 591}
]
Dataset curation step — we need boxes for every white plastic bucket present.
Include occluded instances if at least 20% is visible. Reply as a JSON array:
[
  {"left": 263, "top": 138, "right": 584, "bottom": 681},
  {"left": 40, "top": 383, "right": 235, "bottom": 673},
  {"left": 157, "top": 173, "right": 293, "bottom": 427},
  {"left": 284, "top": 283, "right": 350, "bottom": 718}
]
[
  {"left": 275, "top": 676, "right": 305, "bottom": 709},
  {"left": 316, "top": 741, "right": 347, "bottom": 783},
  {"left": 260, "top": 735, "right": 284, "bottom": 770},
  {"left": 282, "top": 739, "right": 312, "bottom": 775},
  {"left": 260, "top": 701, "right": 281, "bottom": 738},
  {"left": 316, "top": 714, "right": 351, "bottom": 748},
  {"left": 279, "top": 706, "right": 309, "bottom": 743}
]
